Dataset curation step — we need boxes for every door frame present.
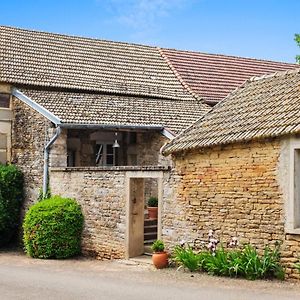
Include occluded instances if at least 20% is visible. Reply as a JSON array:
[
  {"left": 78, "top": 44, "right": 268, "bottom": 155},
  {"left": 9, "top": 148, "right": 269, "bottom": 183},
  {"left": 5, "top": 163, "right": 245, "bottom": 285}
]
[{"left": 125, "top": 170, "right": 164, "bottom": 259}]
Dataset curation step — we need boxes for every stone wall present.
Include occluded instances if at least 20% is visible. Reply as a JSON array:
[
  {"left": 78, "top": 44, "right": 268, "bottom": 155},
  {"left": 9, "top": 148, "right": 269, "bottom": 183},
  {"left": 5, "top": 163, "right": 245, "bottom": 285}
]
[
  {"left": 136, "top": 131, "right": 170, "bottom": 201},
  {"left": 50, "top": 168, "right": 127, "bottom": 259},
  {"left": 162, "top": 139, "right": 300, "bottom": 279},
  {"left": 11, "top": 96, "right": 67, "bottom": 209},
  {"left": 11, "top": 96, "right": 51, "bottom": 209},
  {"left": 136, "top": 131, "right": 169, "bottom": 167}
]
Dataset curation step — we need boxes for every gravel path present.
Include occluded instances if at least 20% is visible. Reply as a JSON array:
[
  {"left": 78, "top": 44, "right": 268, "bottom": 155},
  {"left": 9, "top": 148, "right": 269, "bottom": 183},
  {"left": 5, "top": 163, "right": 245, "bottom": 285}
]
[{"left": 1, "top": 249, "right": 300, "bottom": 300}]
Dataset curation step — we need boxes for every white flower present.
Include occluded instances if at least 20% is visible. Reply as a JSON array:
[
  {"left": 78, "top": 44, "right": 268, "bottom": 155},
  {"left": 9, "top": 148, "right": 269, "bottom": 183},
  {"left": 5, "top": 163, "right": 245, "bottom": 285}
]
[
  {"left": 210, "top": 238, "right": 219, "bottom": 244},
  {"left": 179, "top": 239, "right": 186, "bottom": 246}
]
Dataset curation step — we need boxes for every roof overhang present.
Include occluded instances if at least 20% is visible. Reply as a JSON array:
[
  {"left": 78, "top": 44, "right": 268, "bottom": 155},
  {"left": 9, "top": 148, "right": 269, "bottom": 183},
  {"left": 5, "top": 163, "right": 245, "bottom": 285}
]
[
  {"left": 12, "top": 88, "right": 175, "bottom": 139},
  {"left": 12, "top": 88, "right": 61, "bottom": 125},
  {"left": 59, "top": 123, "right": 164, "bottom": 131}
]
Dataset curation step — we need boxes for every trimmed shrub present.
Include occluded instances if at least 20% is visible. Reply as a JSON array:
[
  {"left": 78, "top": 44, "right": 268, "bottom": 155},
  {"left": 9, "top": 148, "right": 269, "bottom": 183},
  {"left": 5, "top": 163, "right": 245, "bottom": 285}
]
[
  {"left": 0, "top": 164, "right": 23, "bottom": 246},
  {"left": 23, "top": 196, "right": 84, "bottom": 259}
]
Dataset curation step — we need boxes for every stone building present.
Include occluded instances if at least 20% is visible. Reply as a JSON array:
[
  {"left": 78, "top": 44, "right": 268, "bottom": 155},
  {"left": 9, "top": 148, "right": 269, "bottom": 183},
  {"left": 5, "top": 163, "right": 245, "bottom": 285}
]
[
  {"left": 162, "top": 69, "right": 300, "bottom": 279},
  {"left": 0, "top": 26, "right": 297, "bottom": 260}
]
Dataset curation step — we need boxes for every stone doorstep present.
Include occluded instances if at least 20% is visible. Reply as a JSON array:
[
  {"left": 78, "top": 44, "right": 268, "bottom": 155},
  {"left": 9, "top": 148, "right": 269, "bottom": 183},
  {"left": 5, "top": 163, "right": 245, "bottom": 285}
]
[
  {"left": 144, "top": 245, "right": 153, "bottom": 255},
  {"left": 129, "top": 255, "right": 153, "bottom": 265}
]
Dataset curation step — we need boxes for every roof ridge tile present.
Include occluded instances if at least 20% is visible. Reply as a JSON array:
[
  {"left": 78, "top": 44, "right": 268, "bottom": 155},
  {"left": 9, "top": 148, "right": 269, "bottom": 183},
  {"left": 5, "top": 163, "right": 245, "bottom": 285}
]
[
  {"left": 158, "top": 47, "right": 206, "bottom": 103},
  {"left": 250, "top": 67, "right": 300, "bottom": 82}
]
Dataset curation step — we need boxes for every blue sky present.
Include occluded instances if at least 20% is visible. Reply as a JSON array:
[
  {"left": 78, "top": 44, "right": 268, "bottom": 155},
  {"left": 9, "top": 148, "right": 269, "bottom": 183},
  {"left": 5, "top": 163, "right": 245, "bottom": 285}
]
[{"left": 1, "top": 0, "right": 299, "bottom": 63}]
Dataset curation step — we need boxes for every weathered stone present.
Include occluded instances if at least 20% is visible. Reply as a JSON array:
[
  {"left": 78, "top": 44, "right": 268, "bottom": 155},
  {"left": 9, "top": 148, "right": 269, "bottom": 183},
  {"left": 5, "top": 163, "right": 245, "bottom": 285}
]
[{"left": 162, "top": 140, "right": 300, "bottom": 279}]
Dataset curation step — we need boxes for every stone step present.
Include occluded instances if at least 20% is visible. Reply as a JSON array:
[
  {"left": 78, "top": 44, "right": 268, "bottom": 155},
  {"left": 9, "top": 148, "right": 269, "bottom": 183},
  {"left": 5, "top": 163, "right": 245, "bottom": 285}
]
[
  {"left": 144, "top": 224, "right": 157, "bottom": 233},
  {"left": 144, "top": 245, "right": 153, "bottom": 255},
  {"left": 144, "top": 239, "right": 156, "bottom": 245},
  {"left": 144, "top": 219, "right": 157, "bottom": 226},
  {"left": 144, "top": 232, "right": 157, "bottom": 241}
]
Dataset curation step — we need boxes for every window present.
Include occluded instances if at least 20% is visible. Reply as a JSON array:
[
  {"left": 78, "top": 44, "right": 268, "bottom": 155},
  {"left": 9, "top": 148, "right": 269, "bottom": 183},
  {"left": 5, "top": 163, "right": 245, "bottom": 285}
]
[
  {"left": 95, "top": 144, "right": 117, "bottom": 166},
  {"left": 0, "top": 93, "right": 10, "bottom": 108}
]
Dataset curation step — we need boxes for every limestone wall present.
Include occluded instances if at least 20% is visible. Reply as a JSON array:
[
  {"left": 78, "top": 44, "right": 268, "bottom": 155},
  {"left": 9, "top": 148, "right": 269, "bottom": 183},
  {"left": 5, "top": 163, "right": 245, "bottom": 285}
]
[
  {"left": 11, "top": 97, "right": 51, "bottom": 208},
  {"left": 50, "top": 168, "right": 127, "bottom": 259},
  {"left": 163, "top": 139, "right": 300, "bottom": 279},
  {"left": 136, "top": 132, "right": 170, "bottom": 201},
  {"left": 136, "top": 131, "right": 169, "bottom": 166}
]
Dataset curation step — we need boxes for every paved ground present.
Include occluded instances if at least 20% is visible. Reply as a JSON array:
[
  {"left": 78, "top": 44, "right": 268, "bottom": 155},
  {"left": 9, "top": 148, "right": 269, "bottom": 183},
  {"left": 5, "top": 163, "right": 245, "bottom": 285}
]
[{"left": 1, "top": 250, "right": 300, "bottom": 300}]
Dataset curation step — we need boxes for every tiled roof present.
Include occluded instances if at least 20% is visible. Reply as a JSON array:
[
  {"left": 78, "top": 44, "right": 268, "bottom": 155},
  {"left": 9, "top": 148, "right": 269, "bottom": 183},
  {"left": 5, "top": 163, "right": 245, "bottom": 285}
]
[
  {"left": 1, "top": 26, "right": 297, "bottom": 105},
  {"left": 161, "top": 49, "right": 298, "bottom": 105},
  {"left": 18, "top": 88, "right": 210, "bottom": 134},
  {"left": 162, "top": 68, "right": 300, "bottom": 154},
  {"left": 0, "top": 26, "right": 196, "bottom": 101}
]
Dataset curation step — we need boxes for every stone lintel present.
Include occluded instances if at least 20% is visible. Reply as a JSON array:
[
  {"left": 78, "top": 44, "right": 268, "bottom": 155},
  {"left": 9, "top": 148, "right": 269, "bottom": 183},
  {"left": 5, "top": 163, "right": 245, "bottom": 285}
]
[
  {"left": 50, "top": 165, "right": 170, "bottom": 172},
  {"left": 0, "top": 84, "right": 12, "bottom": 94}
]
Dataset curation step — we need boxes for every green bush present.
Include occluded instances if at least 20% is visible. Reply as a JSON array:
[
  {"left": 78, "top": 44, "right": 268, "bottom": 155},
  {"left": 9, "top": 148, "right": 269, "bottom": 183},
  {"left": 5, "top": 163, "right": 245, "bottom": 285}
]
[
  {"left": 172, "top": 243, "right": 284, "bottom": 280},
  {"left": 0, "top": 164, "right": 23, "bottom": 246},
  {"left": 147, "top": 197, "right": 158, "bottom": 207},
  {"left": 23, "top": 196, "right": 84, "bottom": 259}
]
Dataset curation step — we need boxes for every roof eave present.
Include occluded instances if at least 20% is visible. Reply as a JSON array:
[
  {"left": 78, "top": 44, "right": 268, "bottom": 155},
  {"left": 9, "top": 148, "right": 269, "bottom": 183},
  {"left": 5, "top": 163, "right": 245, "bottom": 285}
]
[
  {"left": 12, "top": 88, "right": 176, "bottom": 137},
  {"left": 12, "top": 88, "right": 62, "bottom": 125}
]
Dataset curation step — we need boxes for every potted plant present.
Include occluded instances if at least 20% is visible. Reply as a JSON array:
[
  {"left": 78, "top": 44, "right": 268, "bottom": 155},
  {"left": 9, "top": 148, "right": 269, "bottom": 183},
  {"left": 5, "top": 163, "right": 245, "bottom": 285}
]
[
  {"left": 147, "top": 196, "right": 158, "bottom": 219},
  {"left": 151, "top": 240, "right": 168, "bottom": 269}
]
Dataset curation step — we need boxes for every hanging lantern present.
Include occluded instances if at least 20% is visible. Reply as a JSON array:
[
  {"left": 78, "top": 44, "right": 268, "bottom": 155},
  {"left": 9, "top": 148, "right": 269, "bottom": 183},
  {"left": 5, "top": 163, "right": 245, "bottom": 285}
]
[{"left": 113, "top": 132, "right": 120, "bottom": 148}]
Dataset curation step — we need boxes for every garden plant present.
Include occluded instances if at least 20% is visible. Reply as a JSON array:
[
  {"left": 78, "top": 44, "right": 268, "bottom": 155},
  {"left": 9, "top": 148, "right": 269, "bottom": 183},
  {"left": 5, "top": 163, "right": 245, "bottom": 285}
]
[
  {"left": 172, "top": 230, "right": 284, "bottom": 280},
  {"left": 23, "top": 195, "right": 84, "bottom": 259},
  {"left": 0, "top": 164, "right": 23, "bottom": 246}
]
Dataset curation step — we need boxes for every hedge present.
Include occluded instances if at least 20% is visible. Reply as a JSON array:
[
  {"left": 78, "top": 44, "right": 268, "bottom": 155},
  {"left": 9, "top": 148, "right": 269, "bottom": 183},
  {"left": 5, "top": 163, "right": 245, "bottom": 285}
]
[
  {"left": 23, "top": 196, "right": 84, "bottom": 259},
  {"left": 0, "top": 164, "right": 23, "bottom": 246}
]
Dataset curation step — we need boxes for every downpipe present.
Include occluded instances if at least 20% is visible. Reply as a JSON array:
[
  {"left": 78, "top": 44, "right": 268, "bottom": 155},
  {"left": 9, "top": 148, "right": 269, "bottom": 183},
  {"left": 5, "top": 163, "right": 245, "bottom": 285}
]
[{"left": 43, "top": 126, "right": 61, "bottom": 198}]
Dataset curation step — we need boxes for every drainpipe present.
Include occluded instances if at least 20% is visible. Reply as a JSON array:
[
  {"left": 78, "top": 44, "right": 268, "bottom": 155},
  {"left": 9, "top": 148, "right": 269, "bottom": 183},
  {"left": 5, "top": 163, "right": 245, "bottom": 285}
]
[{"left": 43, "top": 126, "right": 61, "bottom": 197}]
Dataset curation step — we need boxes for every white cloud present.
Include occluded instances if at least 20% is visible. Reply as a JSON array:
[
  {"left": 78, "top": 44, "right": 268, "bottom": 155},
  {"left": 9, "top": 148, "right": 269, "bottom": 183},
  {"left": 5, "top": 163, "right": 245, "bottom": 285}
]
[{"left": 99, "top": 0, "right": 192, "bottom": 42}]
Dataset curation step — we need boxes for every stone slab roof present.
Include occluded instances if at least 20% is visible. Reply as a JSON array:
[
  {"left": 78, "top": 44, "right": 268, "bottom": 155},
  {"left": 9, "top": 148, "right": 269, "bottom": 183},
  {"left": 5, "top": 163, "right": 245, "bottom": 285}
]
[
  {"left": 18, "top": 88, "right": 210, "bottom": 134},
  {"left": 161, "top": 48, "right": 298, "bottom": 105},
  {"left": 162, "top": 68, "right": 300, "bottom": 154},
  {"left": 0, "top": 26, "right": 196, "bottom": 101}
]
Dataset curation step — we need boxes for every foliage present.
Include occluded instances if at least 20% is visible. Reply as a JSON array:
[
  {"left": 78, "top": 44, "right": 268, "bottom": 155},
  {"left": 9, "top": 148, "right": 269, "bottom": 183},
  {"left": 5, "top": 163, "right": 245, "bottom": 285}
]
[
  {"left": 239, "top": 244, "right": 284, "bottom": 280},
  {"left": 152, "top": 240, "right": 165, "bottom": 252},
  {"left": 147, "top": 197, "right": 158, "bottom": 207},
  {"left": 37, "top": 185, "right": 52, "bottom": 202},
  {"left": 23, "top": 196, "right": 84, "bottom": 259},
  {"left": 172, "top": 242, "right": 284, "bottom": 280},
  {"left": 295, "top": 34, "right": 300, "bottom": 63},
  {"left": 172, "top": 245, "right": 204, "bottom": 272},
  {"left": 0, "top": 164, "right": 23, "bottom": 246},
  {"left": 295, "top": 261, "right": 300, "bottom": 273}
]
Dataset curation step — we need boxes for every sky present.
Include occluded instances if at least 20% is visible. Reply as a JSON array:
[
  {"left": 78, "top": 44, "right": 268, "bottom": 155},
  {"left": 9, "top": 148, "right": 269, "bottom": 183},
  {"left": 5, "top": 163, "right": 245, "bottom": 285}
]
[{"left": 1, "top": 0, "right": 299, "bottom": 63}]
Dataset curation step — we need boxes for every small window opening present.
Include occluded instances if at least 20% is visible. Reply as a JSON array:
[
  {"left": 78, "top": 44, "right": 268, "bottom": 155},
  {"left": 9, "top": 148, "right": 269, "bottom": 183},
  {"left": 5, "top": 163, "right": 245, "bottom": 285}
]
[{"left": 0, "top": 93, "right": 10, "bottom": 108}]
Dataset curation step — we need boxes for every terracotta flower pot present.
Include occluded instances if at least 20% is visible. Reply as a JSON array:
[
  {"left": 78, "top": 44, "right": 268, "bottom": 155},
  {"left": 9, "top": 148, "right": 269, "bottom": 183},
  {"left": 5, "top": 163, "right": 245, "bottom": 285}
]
[
  {"left": 152, "top": 251, "right": 169, "bottom": 269},
  {"left": 148, "top": 207, "right": 158, "bottom": 219}
]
